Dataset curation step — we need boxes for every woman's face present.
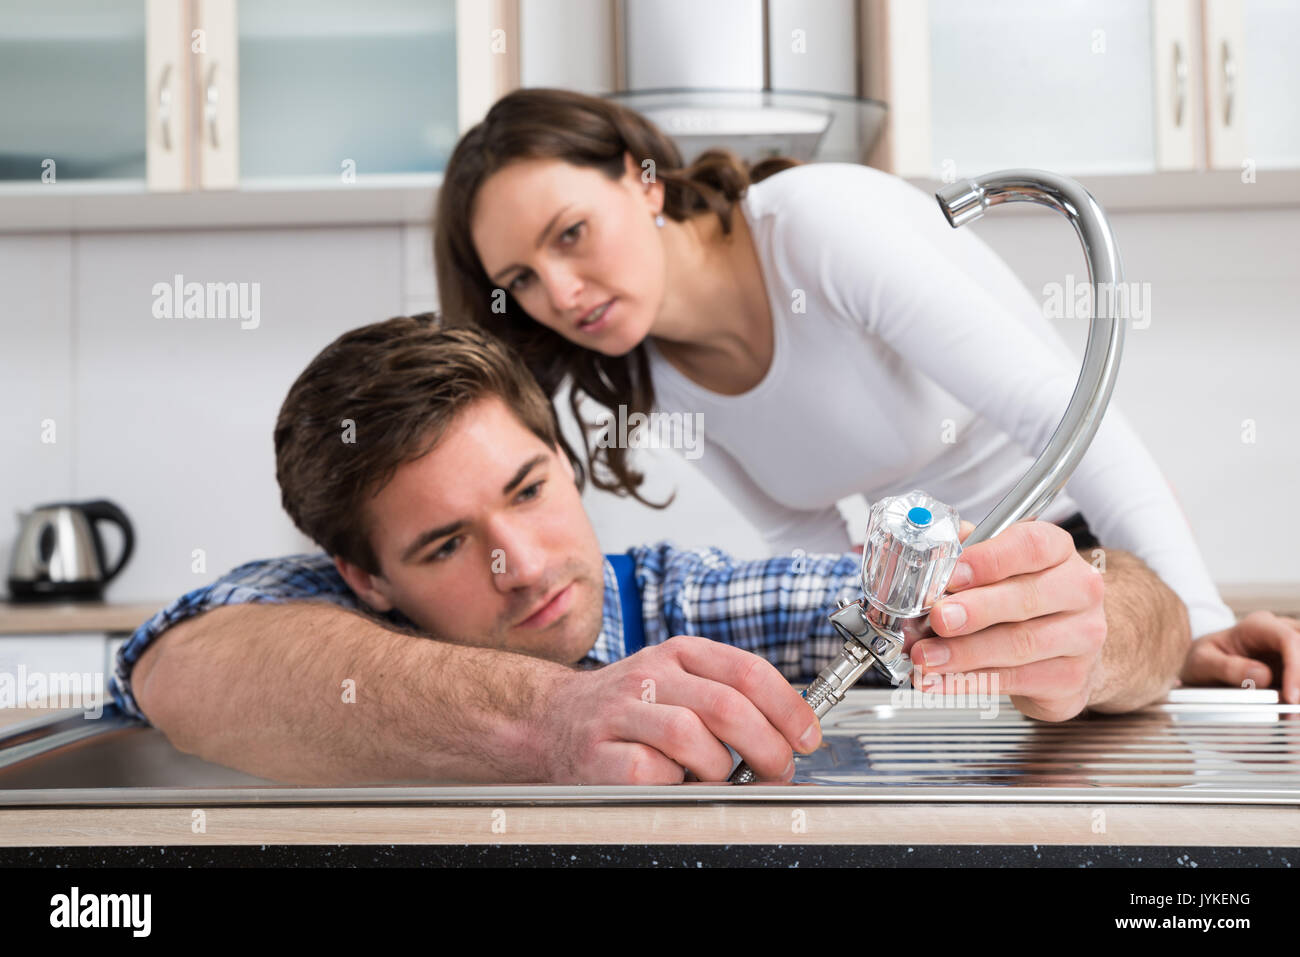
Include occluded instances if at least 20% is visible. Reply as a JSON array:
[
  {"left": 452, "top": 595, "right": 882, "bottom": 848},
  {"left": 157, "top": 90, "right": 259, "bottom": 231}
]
[{"left": 470, "top": 153, "right": 666, "bottom": 357}]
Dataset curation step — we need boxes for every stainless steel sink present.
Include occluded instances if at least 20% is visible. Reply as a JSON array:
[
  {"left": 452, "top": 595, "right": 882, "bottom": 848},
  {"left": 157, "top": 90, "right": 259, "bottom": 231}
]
[
  {"left": 1, "top": 689, "right": 1297, "bottom": 806},
  {"left": 0, "top": 706, "right": 272, "bottom": 791}
]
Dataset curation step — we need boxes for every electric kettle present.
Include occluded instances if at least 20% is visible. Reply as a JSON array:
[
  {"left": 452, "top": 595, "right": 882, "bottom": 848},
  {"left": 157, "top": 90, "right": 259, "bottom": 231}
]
[{"left": 5, "top": 500, "right": 135, "bottom": 602}]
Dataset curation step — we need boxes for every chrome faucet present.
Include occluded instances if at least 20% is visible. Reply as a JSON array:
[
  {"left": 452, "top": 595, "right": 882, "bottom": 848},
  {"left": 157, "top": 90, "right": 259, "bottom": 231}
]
[{"left": 730, "top": 168, "right": 1127, "bottom": 783}]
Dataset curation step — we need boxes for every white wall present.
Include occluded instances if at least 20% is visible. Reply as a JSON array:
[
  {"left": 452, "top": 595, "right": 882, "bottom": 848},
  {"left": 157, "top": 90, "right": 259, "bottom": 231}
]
[
  {"left": 1, "top": 225, "right": 404, "bottom": 604},
  {"left": 2, "top": 200, "right": 1297, "bottom": 617},
  {"left": 969, "top": 205, "right": 1300, "bottom": 585}
]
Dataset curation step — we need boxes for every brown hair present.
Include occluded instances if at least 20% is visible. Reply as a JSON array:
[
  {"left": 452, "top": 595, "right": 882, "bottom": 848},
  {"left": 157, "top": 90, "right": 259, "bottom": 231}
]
[
  {"left": 433, "top": 87, "right": 800, "bottom": 507},
  {"left": 274, "top": 314, "right": 561, "bottom": 575}
]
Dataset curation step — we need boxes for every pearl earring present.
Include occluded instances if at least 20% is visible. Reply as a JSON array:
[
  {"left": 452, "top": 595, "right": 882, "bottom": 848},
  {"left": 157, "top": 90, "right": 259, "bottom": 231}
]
[{"left": 655, "top": 214, "right": 665, "bottom": 228}]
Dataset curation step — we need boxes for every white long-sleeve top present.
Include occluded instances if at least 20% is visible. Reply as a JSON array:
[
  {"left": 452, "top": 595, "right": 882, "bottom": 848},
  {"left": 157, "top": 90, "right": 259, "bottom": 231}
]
[{"left": 645, "top": 161, "right": 1236, "bottom": 640}]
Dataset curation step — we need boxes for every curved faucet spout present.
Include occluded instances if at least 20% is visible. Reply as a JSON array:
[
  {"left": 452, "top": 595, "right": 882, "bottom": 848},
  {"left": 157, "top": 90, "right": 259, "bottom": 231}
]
[
  {"left": 728, "top": 169, "right": 1127, "bottom": 784},
  {"left": 935, "top": 169, "right": 1126, "bottom": 547}
]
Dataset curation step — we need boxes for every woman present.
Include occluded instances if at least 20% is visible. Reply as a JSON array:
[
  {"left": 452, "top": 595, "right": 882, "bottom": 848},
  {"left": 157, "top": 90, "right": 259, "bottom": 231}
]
[{"left": 433, "top": 87, "right": 1299, "bottom": 700}]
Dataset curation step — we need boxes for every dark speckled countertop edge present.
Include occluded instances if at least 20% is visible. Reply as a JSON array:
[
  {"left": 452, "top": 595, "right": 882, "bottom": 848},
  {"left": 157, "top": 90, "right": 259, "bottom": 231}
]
[{"left": 0, "top": 843, "right": 1294, "bottom": 868}]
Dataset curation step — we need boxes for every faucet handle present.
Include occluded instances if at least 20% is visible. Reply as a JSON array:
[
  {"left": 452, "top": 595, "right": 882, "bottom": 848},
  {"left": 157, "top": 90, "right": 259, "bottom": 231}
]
[{"left": 860, "top": 490, "right": 963, "bottom": 619}]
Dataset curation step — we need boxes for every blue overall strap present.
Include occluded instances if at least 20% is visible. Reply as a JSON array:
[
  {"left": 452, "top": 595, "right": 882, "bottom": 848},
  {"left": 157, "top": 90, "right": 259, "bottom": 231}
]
[{"left": 607, "top": 553, "right": 645, "bottom": 657}]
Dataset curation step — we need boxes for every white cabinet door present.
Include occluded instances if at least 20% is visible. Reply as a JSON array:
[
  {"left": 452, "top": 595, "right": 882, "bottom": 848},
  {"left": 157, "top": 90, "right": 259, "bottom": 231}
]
[
  {"left": 1204, "top": 0, "right": 1249, "bottom": 170},
  {"left": 1208, "top": 0, "right": 1300, "bottom": 172},
  {"left": 876, "top": 0, "right": 1196, "bottom": 179},
  {"left": 1152, "top": 0, "right": 1199, "bottom": 171},
  {"left": 195, "top": 0, "right": 240, "bottom": 189},
  {"left": 147, "top": 0, "right": 195, "bottom": 191},
  {"left": 1240, "top": 0, "right": 1300, "bottom": 169}
]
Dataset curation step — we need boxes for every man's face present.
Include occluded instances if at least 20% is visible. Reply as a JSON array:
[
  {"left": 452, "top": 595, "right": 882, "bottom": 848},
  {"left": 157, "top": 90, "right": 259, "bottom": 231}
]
[{"left": 340, "top": 395, "right": 606, "bottom": 665}]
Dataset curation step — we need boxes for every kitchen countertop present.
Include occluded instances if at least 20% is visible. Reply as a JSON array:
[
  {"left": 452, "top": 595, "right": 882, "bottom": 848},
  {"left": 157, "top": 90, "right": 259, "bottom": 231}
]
[
  {"left": 0, "top": 601, "right": 164, "bottom": 635},
  {"left": 1, "top": 689, "right": 1296, "bottom": 866},
  {"left": 2, "top": 842, "right": 1292, "bottom": 868}
]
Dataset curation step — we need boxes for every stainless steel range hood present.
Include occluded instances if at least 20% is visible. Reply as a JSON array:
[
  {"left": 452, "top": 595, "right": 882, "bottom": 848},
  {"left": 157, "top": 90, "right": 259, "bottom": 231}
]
[
  {"left": 607, "top": 0, "right": 887, "bottom": 165},
  {"left": 604, "top": 87, "right": 887, "bottom": 166}
]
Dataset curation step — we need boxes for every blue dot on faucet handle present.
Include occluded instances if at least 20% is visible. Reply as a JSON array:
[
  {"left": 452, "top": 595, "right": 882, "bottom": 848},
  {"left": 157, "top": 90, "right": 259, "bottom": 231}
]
[{"left": 907, "top": 506, "right": 932, "bottom": 527}]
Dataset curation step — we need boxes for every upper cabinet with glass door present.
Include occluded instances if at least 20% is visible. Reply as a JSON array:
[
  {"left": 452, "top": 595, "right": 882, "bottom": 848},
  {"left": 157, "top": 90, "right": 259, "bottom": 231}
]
[
  {"left": 190, "top": 0, "right": 500, "bottom": 188},
  {"left": 867, "top": 0, "right": 1199, "bottom": 179},
  {"left": 0, "top": 0, "right": 147, "bottom": 187},
  {"left": 0, "top": 0, "right": 516, "bottom": 196},
  {"left": 865, "top": 0, "right": 1300, "bottom": 182},
  {"left": 224, "top": 0, "right": 459, "bottom": 186}
]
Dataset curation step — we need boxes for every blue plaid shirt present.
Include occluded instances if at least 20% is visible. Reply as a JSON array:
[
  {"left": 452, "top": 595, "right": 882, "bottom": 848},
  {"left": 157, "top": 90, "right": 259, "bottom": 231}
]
[{"left": 110, "top": 542, "right": 884, "bottom": 724}]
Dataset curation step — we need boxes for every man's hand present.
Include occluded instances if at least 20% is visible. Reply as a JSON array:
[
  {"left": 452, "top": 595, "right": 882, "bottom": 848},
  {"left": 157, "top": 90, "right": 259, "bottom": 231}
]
[
  {"left": 1179, "top": 611, "right": 1300, "bottom": 704},
  {"left": 533, "top": 635, "right": 821, "bottom": 784},
  {"left": 904, "top": 518, "right": 1107, "bottom": 722}
]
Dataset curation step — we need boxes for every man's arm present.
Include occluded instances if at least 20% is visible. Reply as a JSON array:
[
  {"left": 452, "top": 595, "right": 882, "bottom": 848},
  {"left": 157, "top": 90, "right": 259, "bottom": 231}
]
[
  {"left": 132, "top": 599, "right": 822, "bottom": 787},
  {"left": 132, "top": 602, "right": 570, "bottom": 785},
  {"left": 1077, "top": 546, "right": 1191, "bottom": 714}
]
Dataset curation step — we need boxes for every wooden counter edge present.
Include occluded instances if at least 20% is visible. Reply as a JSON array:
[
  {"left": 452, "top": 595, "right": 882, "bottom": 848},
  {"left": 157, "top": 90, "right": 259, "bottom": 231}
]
[
  {"left": 1, "top": 802, "right": 1297, "bottom": 847},
  {"left": 0, "top": 603, "right": 164, "bottom": 636}
]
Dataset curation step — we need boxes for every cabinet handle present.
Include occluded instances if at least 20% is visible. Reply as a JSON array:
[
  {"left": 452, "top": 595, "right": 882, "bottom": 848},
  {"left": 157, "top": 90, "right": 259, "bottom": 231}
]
[
  {"left": 157, "top": 62, "right": 173, "bottom": 151},
  {"left": 204, "top": 62, "right": 221, "bottom": 149},
  {"left": 1171, "top": 41, "right": 1187, "bottom": 128},
  {"left": 1220, "top": 39, "right": 1236, "bottom": 127}
]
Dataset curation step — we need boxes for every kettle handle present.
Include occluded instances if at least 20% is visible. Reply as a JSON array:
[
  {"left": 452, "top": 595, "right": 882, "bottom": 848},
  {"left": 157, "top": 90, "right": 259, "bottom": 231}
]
[{"left": 80, "top": 499, "right": 135, "bottom": 585}]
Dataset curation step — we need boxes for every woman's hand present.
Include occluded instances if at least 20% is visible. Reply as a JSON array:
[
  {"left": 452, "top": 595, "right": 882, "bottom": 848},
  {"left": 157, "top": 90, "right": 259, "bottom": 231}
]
[
  {"left": 1178, "top": 611, "right": 1300, "bottom": 704},
  {"left": 903, "top": 518, "right": 1108, "bottom": 722}
]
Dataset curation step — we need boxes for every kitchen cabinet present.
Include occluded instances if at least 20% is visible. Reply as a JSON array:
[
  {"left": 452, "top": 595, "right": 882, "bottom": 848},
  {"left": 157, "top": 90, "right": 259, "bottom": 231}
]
[
  {"left": 0, "top": 0, "right": 148, "bottom": 184},
  {"left": 223, "top": 0, "right": 460, "bottom": 184},
  {"left": 4, "top": 0, "right": 1296, "bottom": 228},
  {"left": 170, "top": 0, "right": 479, "bottom": 188},
  {"left": 1205, "top": 0, "right": 1300, "bottom": 171},
  {"left": 0, "top": 603, "right": 164, "bottom": 705},
  {"left": 0, "top": 634, "right": 110, "bottom": 705},
  {"left": 0, "top": 0, "right": 514, "bottom": 199},
  {"left": 865, "top": 0, "right": 1300, "bottom": 184}
]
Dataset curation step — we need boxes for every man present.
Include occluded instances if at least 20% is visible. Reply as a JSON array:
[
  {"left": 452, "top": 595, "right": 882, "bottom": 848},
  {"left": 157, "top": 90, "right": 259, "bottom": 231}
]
[{"left": 113, "top": 315, "right": 1292, "bottom": 786}]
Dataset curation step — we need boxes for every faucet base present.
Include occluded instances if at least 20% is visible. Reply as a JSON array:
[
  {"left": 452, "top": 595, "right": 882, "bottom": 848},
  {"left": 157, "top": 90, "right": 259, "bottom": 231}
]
[{"left": 829, "top": 599, "right": 915, "bottom": 689}]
